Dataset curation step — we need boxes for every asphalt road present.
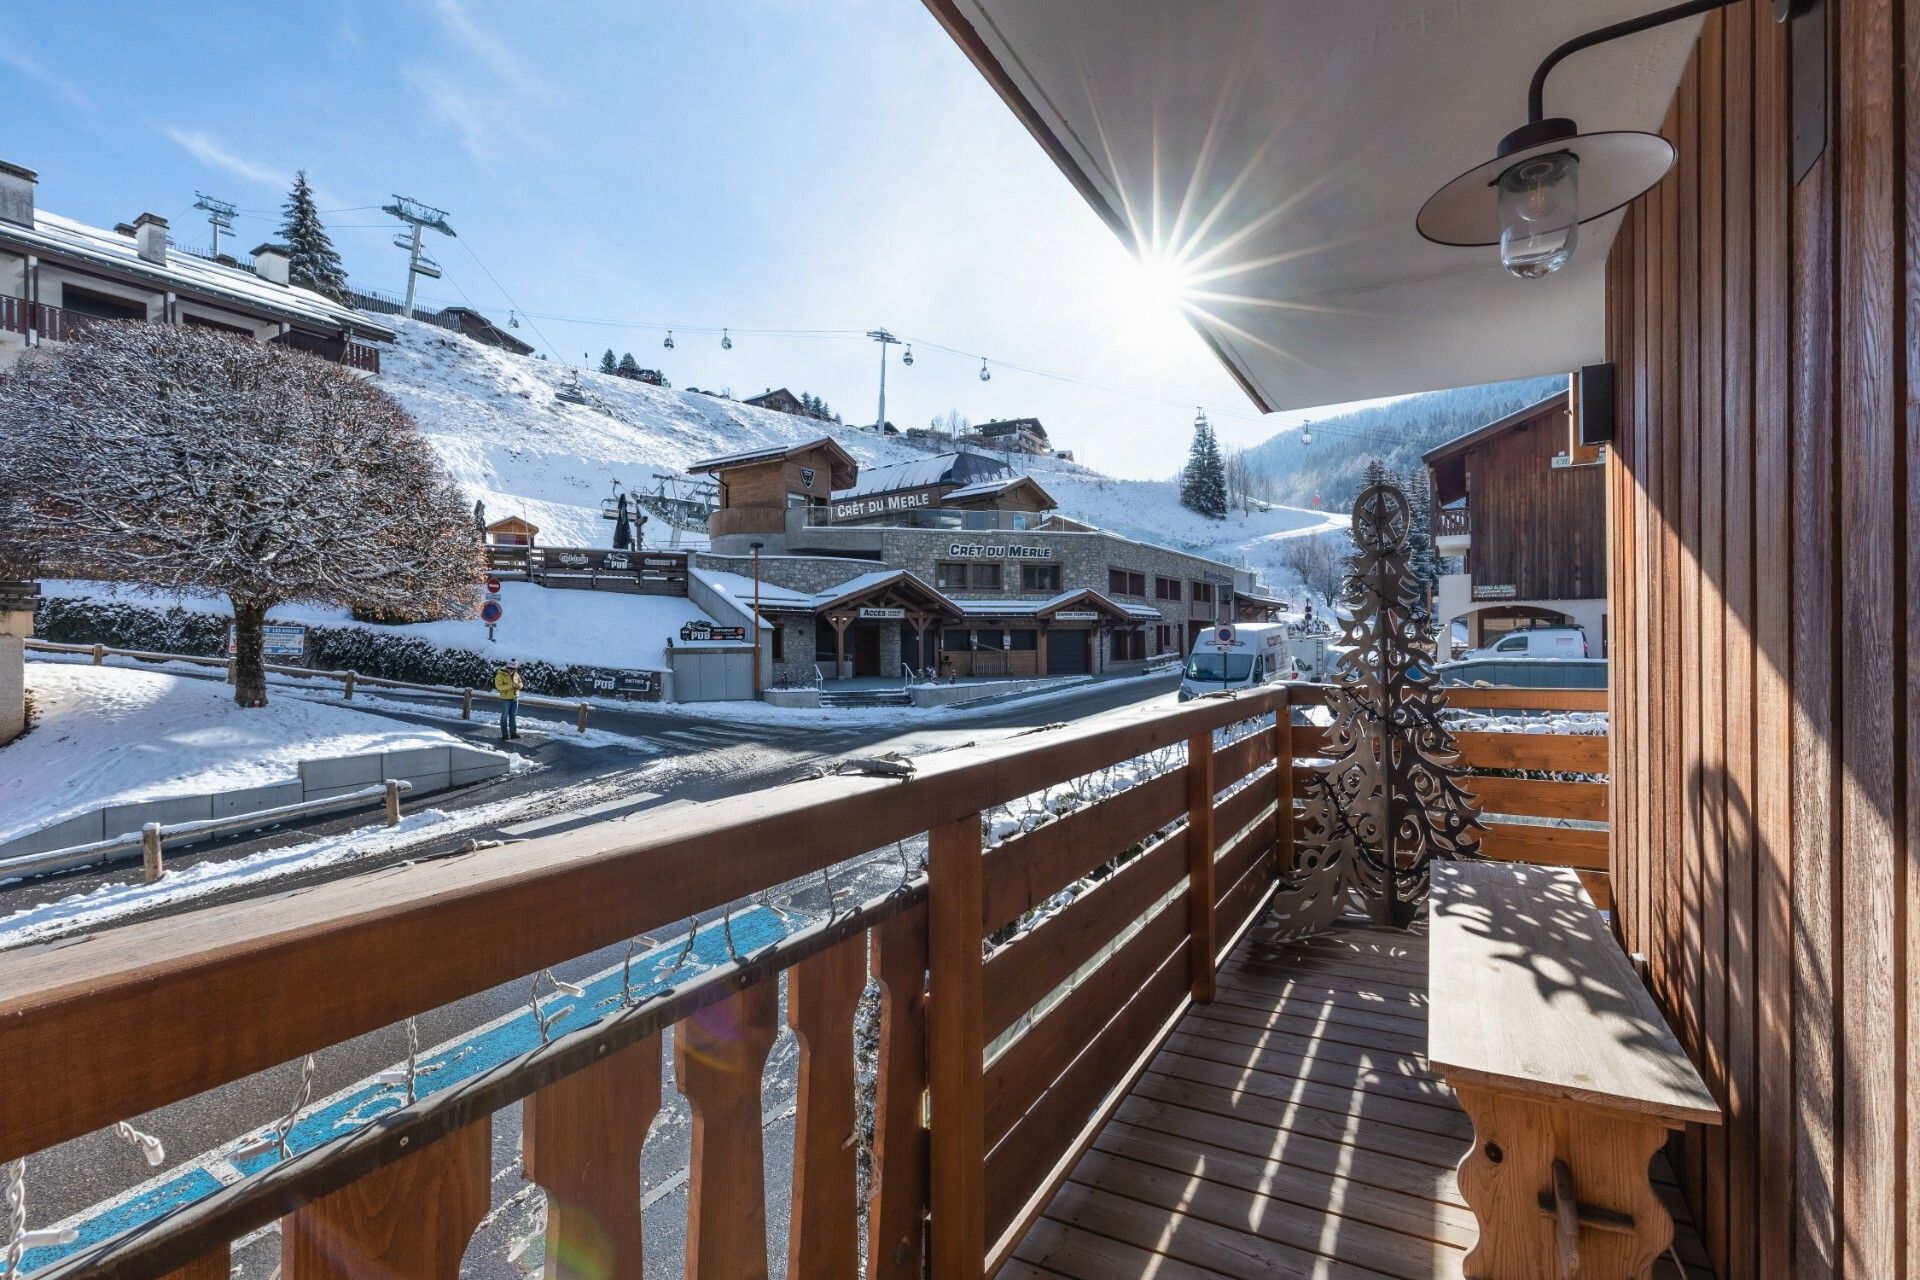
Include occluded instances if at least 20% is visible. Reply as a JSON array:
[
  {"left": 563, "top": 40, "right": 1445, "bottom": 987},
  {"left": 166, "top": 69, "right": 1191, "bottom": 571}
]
[{"left": 16, "top": 666, "right": 1179, "bottom": 1274}]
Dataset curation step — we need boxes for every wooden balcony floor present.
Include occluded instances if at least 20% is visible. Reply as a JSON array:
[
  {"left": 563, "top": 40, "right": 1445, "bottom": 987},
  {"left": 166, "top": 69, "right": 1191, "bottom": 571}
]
[{"left": 1000, "top": 918, "right": 1712, "bottom": 1280}]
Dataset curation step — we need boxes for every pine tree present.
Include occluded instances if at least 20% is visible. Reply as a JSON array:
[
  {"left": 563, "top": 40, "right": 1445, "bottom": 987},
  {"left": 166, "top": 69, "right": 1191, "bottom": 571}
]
[
  {"left": 278, "top": 172, "right": 348, "bottom": 302},
  {"left": 1364, "top": 456, "right": 1388, "bottom": 488},
  {"left": 617, "top": 353, "right": 641, "bottom": 378},
  {"left": 1404, "top": 468, "right": 1442, "bottom": 614},
  {"left": 1180, "top": 413, "right": 1229, "bottom": 519},
  {"left": 599, "top": 350, "right": 617, "bottom": 374}
]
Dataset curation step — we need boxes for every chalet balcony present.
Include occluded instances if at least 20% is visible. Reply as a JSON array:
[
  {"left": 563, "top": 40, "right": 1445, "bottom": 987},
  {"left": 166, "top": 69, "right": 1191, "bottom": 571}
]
[
  {"left": 0, "top": 683, "right": 1716, "bottom": 1280},
  {"left": 1433, "top": 505, "right": 1470, "bottom": 557},
  {"left": 0, "top": 296, "right": 379, "bottom": 373}
]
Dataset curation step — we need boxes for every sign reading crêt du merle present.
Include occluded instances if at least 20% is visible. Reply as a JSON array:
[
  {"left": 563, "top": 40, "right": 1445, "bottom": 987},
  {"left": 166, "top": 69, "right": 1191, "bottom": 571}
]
[{"left": 944, "top": 542, "right": 1055, "bottom": 560}]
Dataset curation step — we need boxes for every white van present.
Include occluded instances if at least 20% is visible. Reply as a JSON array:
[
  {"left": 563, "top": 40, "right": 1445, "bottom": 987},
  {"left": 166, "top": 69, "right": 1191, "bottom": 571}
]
[
  {"left": 1178, "top": 623, "right": 1298, "bottom": 701},
  {"left": 1462, "top": 626, "right": 1589, "bottom": 661}
]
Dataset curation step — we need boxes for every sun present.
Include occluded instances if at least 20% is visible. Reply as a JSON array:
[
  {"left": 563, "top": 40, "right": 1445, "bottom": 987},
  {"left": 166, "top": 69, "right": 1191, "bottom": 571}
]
[{"left": 1126, "top": 247, "right": 1197, "bottom": 315}]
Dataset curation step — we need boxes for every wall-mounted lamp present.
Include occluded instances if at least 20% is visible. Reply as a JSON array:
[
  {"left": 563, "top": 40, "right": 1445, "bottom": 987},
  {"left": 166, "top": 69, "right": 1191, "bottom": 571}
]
[{"left": 1417, "top": 0, "right": 1817, "bottom": 278}]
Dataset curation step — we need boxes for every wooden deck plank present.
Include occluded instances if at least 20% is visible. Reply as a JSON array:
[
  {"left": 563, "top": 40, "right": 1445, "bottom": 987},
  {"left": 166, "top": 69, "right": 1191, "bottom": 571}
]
[{"left": 995, "top": 917, "right": 1715, "bottom": 1280}]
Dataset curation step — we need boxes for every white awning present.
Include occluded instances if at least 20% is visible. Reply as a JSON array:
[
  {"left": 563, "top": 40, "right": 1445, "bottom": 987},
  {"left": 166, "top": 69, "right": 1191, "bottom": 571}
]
[{"left": 928, "top": 0, "right": 1699, "bottom": 410}]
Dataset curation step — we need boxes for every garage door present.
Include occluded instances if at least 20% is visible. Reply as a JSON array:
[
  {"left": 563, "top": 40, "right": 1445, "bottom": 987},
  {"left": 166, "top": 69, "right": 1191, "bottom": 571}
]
[{"left": 1046, "top": 629, "right": 1091, "bottom": 675}]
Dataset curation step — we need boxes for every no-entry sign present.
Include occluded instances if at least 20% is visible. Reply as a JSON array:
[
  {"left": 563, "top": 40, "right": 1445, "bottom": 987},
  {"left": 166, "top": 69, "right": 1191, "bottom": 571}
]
[{"left": 485, "top": 577, "right": 501, "bottom": 594}]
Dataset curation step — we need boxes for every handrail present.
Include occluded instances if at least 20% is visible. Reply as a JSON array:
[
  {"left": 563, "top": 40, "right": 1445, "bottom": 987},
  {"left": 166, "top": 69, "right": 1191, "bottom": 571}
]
[
  {"left": 25, "top": 638, "right": 594, "bottom": 731},
  {"left": 0, "top": 682, "right": 1610, "bottom": 1280}
]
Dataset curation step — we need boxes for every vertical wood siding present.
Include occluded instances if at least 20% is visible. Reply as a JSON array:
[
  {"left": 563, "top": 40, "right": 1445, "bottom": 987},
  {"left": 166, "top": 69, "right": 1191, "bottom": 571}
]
[{"left": 1605, "top": 3, "right": 1911, "bottom": 1275}]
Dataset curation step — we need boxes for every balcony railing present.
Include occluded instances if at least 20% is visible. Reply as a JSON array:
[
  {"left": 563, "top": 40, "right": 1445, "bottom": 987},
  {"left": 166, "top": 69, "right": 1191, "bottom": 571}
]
[
  {"left": 271, "top": 328, "right": 381, "bottom": 374},
  {"left": 1435, "top": 505, "right": 1470, "bottom": 537},
  {"left": 0, "top": 684, "right": 1612, "bottom": 1279},
  {"left": 0, "top": 297, "right": 87, "bottom": 344}
]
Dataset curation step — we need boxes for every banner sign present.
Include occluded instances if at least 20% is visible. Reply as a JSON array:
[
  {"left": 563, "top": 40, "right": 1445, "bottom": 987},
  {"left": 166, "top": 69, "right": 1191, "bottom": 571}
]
[
  {"left": 831, "top": 486, "right": 940, "bottom": 522},
  {"left": 228, "top": 623, "right": 307, "bottom": 658},
  {"left": 584, "top": 668, "right": 657, "bottom": 699},
  {"left": 1472, "top": 583, "right": 1518, "bottom": 601},
  {"left": 680, "top": 620, "right": 748, "bottom": 642},
  {"left": 858, "top": 606, "right": 906, "bottom": 619},
  {"left": 1051, "top": 610, "right": 1099, "bottom": 621},
  {"left": 945, "top": 542, "right": 1055, "bottom": 560},
  {"left": 533, "top": 548, "right": 689, "bottom": 575}
]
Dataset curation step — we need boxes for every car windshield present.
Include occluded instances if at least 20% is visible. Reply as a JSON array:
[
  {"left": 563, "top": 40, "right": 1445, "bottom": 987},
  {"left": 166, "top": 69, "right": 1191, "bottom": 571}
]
[{"left": 1185, "top": 651, "right": 1254, "bottom": 683}]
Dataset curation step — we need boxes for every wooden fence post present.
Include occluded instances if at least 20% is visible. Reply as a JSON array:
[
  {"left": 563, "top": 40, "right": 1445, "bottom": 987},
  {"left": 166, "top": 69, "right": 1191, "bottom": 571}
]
[
  {"left": 1186, "top": 731, "right": 1216, "bottom": 1001},
  {"left": 90, "top": 643, "right": 104, "bottom": 666},
  {"left": 868, "top": 905, "right": 930, "bottom": 1280},
  {"left": 576, "top": 703, "right": 589, "bottom": 734},
  {"left": 384, "top": 779, "right": 402, "bottom": 827},
  {"left": 140, "top": 823, "right": 164, "bottom": 883},
  {"left": 678, "top": 980, "right": 780, "bottom": 1280},
  {"left": 342, "top": 670, "right": 355, "bottom": 700},
  {"left": 927, "top": 812, "right": 985, "bottom": 1280},
  {"left": 1271, "top": 696, "right": 1296, "bottom": 877},
  {"left": 226, "top": 658, "right": 236, "bottom": 686},
  {"left": 461, "top": 688, "right": 473, "bottom": 720}
]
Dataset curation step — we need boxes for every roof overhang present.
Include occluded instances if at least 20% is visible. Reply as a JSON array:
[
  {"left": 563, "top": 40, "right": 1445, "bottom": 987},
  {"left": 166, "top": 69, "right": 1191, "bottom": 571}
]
[
  {"left": 814, "top": 570, "right": 960, "bottom": 617},
  {"left": 925, "top": 0, "right": 1700, "bottom": 411},
  {"left": 1424, "top": 390, "right": 1570, "bottom": 504},
  {"left": 687, "top": 435, "right": 859, "bottom": 487}
]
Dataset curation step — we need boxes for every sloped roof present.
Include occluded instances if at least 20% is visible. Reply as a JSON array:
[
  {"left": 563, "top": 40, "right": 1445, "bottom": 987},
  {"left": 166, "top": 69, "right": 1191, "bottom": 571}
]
[
  {"left": 942, "top": 474, "right": 1058, "bottom": 509},
  {"left": 832, "top": 451, "right": 1012, "bottom": 501},
  {"left": 686, "top": 435, "right": 859, "bottom": 487},
  {"left": 0, "top": 211, "right": 394, "bottom": 339},
  {"left": 812, "top": 569, "right": 959, "bottom": 615}
]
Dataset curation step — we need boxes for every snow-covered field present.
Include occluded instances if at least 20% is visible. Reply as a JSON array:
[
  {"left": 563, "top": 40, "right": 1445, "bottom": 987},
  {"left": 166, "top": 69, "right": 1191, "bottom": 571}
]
[
  {"left": 371, "top": 322, "right": 1346, "bottom": 595},
  {"left": 39, "top": 578, "right": 731, "bottom": 674},
  {"left": 0, "top": 665, "right": 497, "bottom": 844}
]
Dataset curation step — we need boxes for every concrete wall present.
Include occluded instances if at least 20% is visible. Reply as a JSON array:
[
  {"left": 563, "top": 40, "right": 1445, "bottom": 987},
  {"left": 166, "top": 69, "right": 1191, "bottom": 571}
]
[
  {"left": 0, "top": 743, "right": 509, "bottom": 861},
  {"left": 668, "top": 648, "right": 754, "bottom": 702},
  {"left": 909, "top": 674, "right": 1088, "bottom": 707}
]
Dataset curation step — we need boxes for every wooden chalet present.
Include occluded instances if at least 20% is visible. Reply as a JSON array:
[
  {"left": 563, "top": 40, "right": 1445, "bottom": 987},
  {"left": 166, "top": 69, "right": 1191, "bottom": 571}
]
[
  {"left": 0, "top": 6, "right": 1910, "bottom": 1280},
  {"left": 687, "top": 437, "right": 859, "bottom": 538},
  {"left": 482, "top": 515, "right": 539, "bottom": 548}
]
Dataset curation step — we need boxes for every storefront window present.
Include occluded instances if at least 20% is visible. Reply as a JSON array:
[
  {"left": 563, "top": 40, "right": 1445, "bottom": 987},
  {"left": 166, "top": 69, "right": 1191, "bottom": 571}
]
[
  {"left": 941, "top": 628, "right": 970, "bottom": 650},
  {"left": 1009, "top": 629, "right": 1037, "bottom": 650}
]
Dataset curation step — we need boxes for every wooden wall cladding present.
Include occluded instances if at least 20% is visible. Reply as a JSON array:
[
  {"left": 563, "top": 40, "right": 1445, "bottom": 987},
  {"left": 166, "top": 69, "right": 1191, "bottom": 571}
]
[{"left": 1603, "top": 3, "right": 1914, "bottom": 1277}]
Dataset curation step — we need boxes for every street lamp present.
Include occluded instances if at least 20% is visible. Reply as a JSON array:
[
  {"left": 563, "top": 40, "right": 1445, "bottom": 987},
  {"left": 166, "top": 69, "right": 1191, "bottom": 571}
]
[
  {"left": 867, "top": 328, "right": 901, "bottom": 433},
  {"left": 749, "top": 540, "right": 765, "bottom": 698}
]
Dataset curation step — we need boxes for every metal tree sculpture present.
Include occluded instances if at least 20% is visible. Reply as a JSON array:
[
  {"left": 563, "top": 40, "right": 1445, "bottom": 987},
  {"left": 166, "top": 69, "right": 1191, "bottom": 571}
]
[{"left": 1269, "top": 482, "right": 1484, "bottom": 935}]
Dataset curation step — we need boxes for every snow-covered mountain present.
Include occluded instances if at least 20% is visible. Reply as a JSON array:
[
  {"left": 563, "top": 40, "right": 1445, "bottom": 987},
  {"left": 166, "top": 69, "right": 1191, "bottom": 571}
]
[{"left": 372, "top": 320, "right": 1344, "bottom": 592}]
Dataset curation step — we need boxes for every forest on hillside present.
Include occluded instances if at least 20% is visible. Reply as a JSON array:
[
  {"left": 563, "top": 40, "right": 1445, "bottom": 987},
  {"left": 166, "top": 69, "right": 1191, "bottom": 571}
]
[{"left": 1241, "top": 375, "right": 1566, "bottom": 510}]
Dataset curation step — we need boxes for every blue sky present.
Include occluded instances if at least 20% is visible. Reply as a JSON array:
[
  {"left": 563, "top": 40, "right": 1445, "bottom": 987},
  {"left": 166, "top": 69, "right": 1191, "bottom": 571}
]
[{"left": 3, "top": 1, "right": 1339, "bottom": 478}]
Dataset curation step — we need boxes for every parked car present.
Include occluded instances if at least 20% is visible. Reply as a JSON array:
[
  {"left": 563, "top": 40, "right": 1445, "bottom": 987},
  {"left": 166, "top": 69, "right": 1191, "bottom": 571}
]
[
  {"left": 1179, "top": 623, "right": 1298, "bottom": 700},
  {"left": 1461, "top": 626, "right": 1589, "bottom": 661}
]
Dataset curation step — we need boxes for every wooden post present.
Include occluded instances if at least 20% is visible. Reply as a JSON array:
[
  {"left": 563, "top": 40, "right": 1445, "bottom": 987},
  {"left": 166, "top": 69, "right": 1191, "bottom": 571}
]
[
  {"left": 1036, "top": 624, "right": 1049, "bottom": 676},
  {"left": 522, "top": 1035, "right": 660, "bottom": 1280},
  {"left": 1271, "top": 695, "right": 1296, "bottom": 877},
  {"left": 1186, "top": 731, "right": 1216, "bottom": 1000},
  {"left": 575, "top": 703, "right": 589, "bottom": 734},
  {"left": 677, "top": 980, "right": 780, "bottom": 1280},
  {"left": 461, "top": 687, "right": 473, "bottom": 720},
  {"left": 226, "top": 657, "right": 236, "bottom": 686},
  {"left": 90, "top": 643, "right": 104, "bottom": 666},
  {"left": 868, "top": 905, "right": 930, "bottom": 1280},
  {"left": 140, "top": 823, "right": 164, "bottom": 883},
  {"left": 342, "top": 670, "right": 355, "bottom": 700},
  {"left": 830, "top": 614, "right": 851, "bottom": 680},
  {"left": 158, "top": 1249, "right": 231, "bottom": 1280},
  {"left": 284, "top": 1117, "right": 490, "bottom": 1280},
  {"left": 384, "top": 779, "right": 402, "bottom": 827},
  {"left": 786, "top": 933, "right": 867, "bottom": 1277},
  {"left": 927, "top": 812, "right": 985, "bottom": 1280}
]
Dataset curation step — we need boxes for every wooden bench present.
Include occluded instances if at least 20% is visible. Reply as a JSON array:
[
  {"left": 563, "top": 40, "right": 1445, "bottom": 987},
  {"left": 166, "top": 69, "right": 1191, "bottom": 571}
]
[{"left": 1429, "top": 862, "right": 1720, "bottom": 1279}]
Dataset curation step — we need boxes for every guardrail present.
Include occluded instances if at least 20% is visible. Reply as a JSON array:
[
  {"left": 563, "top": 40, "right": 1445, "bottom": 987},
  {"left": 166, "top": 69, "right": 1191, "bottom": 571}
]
[
  {"left": 0, "top": 683, "right": 1609, "bottom": 1279},
  {"left": 25, "top": 639, "right": 594, "bottom": 732},
  {"left": 0, "top": 780, "right": 414, "bottom": 883}
]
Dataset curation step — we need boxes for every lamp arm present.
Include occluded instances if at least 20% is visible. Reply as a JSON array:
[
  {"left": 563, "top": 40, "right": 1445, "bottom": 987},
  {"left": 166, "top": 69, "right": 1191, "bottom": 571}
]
[{"left": 1526, "top": 0, "right": 1741, "bottom": 123}]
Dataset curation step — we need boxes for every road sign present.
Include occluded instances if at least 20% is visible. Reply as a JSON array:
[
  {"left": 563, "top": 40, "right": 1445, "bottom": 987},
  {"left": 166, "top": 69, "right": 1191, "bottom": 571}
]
[
  {"left": 1212, "top": 624, "right": 1236, "bottom": 648},
  {"left": 480, "top": 599, "right": 504, "bottom": 624},
  {"left": 485, "top": 576, "right": 501, "bottom": 594}
]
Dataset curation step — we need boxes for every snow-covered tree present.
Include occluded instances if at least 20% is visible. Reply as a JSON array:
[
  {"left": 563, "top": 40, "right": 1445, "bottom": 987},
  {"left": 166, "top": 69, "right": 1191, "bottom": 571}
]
[
  {"left": 1179, "top": 413, "right": 1228, "bottom": 519},
  {"left": 1404, "top": 467, "right": 1442, "bottom": 614},
  {"left": 599, "top": 349, "right": 618, "bottom": 374},
  {"left": 617, "top": 352, "right": 642, "bottom": 378},
  {"left": 278, "top": 172, "right": 348, "bottom": 302},
  {"left": 0, "top": 324, "right": 482, "bottom": 707}
]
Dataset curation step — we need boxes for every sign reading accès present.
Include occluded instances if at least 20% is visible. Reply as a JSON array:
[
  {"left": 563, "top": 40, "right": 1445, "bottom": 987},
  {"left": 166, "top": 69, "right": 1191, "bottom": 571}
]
[
  {"left": 679, "top": 620, "right": 748, "bottom": 642},
  {"left": 1051, "top": 610, "right": 1099, "bottom": 621},
  {"left": 945, "top": 542, "right": 1055, "bottom": 560},
  {"left": 858, "top": 606, "right": 906, "bottom": 620},
  {"left": 1472, "top": 584, "right": 1518, "bottom": 601},
  {"left": 227, "top": 622, "right": 307, "bottom": 659}
]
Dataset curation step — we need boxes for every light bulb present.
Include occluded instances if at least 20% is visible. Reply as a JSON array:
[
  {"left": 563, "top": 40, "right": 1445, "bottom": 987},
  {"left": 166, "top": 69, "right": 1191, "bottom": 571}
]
[{"left": 1497, "top": 151, "right": 1579, "bottom": 278}]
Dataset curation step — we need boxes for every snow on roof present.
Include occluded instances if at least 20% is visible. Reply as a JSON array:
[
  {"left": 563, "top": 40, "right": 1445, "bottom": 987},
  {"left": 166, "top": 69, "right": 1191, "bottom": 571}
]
[
  {"left": 812, "top": 568, "right": 953, "bottom": 611},
  {"left": 942, "top": 475, "right": 1058, "bottom": 508},
  {"left": 949, "top": 588, "right": 1157, "bottom": 620},
  {"left": 686, "top": 435, "right": 854, "bottom": 475},
  {"left": 0, "top": 211, "right": 394, "bottom": 339},
  {"left": 692, "top": 567, "right": 816, "bottom": 613},
  {"left": 832, "top": 452, "right": 1012, "bottom": 500}
]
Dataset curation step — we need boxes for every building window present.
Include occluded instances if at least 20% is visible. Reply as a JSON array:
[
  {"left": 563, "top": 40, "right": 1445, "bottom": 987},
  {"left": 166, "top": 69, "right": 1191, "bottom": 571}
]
[
  {"left": 1154, "top": 576, "right": 1181, "bottom": 600},
  {"left": 974, "top": 628, "right": 1006, "bottom": 649},
  {"left": 941, "top": 628, "right": 970, "bottom": 651},
  {"left": 771, "top": 628, "right": 785, "bottom": 662},
  {"left": 1191, "top": 581, "right": 1215, "bottom": 604},
  {"left": 971, "top": 563, "right": 1003, "bottom": 590},
  {"left": 1108, "top": 567, "right": 1146, "bottom": 597},
  {"left": 936, "top": 561, "right": 969, "bottom": 590},
  {"left": 1009, "top": 628, "right": 1037, "bottom": 650},
  {"left": 1022, "top": 564, "right": 1060, "bottom": 592},
  {"left": 1113, "top": 630, "right": 1145, "bottom": 661}
]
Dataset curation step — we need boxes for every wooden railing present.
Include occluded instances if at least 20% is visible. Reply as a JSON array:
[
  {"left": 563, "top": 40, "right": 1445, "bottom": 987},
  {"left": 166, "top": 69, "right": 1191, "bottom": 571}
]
[
  {"left": 0, "top": 683, "right": 1606, "bottom": 1279},
  {"left": 0, "top": 297, "right": 85, "bottom": 343},
  {"left": 1435, "top": 504, "right": 1471, "bottom": 537}
]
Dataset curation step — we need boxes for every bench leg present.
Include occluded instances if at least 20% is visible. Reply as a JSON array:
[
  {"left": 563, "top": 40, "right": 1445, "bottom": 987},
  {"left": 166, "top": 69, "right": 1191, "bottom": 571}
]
[{"left": 1449, "top": 1083, "right": 1676, "bottom": 1280}]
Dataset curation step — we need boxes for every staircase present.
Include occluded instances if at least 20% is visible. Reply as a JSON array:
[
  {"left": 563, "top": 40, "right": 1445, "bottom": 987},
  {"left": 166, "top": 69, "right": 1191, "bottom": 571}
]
[{"left": 820, "top": 686, "right": 912, "bottom": 709}]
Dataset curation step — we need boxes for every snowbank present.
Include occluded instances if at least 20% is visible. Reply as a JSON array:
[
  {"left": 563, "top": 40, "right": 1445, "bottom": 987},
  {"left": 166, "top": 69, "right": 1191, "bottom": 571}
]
[{"left": 1, "top": 665, "right": 484, "bottom": 843}]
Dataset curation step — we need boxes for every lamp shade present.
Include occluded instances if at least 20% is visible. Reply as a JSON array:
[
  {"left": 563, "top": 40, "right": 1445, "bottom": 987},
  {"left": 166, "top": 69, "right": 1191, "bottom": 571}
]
[{"left": 1417, "top": 129, "right": 1675, "bottom": 248}]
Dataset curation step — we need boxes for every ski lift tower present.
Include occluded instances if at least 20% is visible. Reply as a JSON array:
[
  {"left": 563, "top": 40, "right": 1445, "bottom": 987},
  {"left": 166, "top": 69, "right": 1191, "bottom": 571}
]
[
  {"left": 381, "top": 195, "right": 455, "bottom": 319},
  {"left": 192, "top": 192, "right": 237, "bottom": 258}
]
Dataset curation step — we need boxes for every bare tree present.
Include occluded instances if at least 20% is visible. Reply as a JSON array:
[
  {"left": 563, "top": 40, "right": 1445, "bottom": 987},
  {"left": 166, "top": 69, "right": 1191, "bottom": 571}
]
[
  {"left": 0, "top": 323, "right": 483, "bottom": 706},
  {"left": 1281, "top": 533, "right": 1343, "bottom": 605}
]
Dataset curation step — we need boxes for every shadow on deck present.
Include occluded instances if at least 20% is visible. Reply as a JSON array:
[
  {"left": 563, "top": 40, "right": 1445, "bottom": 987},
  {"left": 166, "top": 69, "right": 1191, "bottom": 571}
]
[{"left": 999, "top": 918, "right": 1712, "bottom": 1280}]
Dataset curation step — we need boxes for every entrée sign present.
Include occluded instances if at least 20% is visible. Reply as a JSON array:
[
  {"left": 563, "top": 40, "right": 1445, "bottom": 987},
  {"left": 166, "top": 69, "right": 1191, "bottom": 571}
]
[{"left": 945, "top": 542, "right": 1054, "bottom": 560}]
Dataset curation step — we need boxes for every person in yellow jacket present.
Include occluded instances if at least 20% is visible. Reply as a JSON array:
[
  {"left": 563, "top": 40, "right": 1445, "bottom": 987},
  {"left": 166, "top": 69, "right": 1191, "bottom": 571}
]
[{"left": 493, "top": 660, "right": 523, "bottom": 740}]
